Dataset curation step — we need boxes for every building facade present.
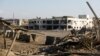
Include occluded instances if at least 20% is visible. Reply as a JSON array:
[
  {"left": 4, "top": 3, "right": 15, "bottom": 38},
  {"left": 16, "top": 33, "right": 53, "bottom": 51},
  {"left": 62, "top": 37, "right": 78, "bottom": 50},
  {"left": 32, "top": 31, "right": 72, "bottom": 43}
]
[
  {"left": 67, "top": 15, "right": 93, "bottom": 30},
  {"left": 25, "top": 16, "right": 69, "bottom": 30}
]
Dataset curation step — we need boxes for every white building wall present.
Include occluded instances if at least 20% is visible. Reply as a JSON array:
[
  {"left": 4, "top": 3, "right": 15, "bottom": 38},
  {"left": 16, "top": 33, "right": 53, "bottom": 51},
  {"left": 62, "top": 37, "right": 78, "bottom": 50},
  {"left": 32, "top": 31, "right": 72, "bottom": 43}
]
[
  {"left": 19, "top": 19, "right": 29, "bottom": 26},
  {"left": 67, "top": 16, "right": 93, "bottom": 30}
]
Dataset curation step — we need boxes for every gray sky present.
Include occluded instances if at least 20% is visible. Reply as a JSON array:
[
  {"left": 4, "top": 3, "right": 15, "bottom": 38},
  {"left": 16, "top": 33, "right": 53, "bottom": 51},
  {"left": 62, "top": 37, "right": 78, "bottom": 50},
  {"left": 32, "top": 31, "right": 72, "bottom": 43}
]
[{"left": 0, "top": 0, "right": 100, "bottom": 19}]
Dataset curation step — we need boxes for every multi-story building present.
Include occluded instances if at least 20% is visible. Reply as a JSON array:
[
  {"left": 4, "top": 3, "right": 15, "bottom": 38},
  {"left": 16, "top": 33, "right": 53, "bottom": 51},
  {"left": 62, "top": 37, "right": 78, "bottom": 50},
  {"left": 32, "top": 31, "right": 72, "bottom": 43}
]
[{"left": 26, "top": 16, "right": 70, "bottom": 30}]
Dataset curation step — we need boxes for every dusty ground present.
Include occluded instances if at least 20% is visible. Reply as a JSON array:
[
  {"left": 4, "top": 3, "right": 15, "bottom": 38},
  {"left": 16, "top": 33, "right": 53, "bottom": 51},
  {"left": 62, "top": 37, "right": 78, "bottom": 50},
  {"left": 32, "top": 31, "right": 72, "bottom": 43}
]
[
  {"left": 0, "top": 35, "right": 41, "bottom": 56},
  {"left": 0, "top": 30, "right": 100, "bottom": 56},
  {"left": 33, "top": 30, "right": 71, "bottom": 37}
]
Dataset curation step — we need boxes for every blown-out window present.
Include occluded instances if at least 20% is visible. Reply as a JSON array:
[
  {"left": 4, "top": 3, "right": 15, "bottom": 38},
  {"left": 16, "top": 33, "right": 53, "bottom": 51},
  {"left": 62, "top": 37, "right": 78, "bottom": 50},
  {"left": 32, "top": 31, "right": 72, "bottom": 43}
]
[
  {"left": 68, "top": 20, "right": 72, "bottom": 23},
  {"left": 68, "top": 25, "right": 72, "bottom": 28}
]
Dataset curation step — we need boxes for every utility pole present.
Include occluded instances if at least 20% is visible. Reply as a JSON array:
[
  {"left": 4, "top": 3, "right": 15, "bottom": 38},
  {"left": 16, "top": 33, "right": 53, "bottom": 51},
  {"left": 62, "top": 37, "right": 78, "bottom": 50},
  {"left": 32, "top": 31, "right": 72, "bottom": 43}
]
[{"left": 3, "top": 25, "right": 6, "bottom": 49}]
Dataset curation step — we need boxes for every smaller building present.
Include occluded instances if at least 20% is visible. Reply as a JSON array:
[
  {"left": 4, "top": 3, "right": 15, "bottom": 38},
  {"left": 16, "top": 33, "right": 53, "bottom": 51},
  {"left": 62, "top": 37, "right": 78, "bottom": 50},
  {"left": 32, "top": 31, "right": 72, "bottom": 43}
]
[
  {"left": 4, "top": 19, "right": 19, "bottom": 25},
  {"left": 2, "top": 19, "right": 20, "bottom": 30},
  {"left": 67, "top": 15, "right": 93, "bottom": 30}
]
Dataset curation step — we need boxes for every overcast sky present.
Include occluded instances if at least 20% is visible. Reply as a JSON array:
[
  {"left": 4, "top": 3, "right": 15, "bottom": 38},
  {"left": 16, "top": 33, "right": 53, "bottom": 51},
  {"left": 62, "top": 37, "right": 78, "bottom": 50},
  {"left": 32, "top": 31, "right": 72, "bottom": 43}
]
[{"left": 0, "top": 0, "right": 100, "bottom": 19}]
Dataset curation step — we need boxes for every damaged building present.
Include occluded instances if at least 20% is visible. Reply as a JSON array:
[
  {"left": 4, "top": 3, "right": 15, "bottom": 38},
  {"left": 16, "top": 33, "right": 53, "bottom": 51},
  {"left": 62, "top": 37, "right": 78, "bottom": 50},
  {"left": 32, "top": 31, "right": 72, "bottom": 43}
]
[
  {"left": 27, "top": 16, "right": 69, "bottom": 30},
  {"left": 11, "top": 16, "right": 69, "bottom": 30}
]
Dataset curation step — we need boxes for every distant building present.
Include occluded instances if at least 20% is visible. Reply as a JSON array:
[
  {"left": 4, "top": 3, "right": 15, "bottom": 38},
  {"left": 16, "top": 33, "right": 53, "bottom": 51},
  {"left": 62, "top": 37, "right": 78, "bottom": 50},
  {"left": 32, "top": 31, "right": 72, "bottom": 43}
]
[
  {"left": 4, "top": 15, "right": 93, "bottom": 30},
  {"left": 4, "top": 19, "right": 19, "bottom": 25},
  {"left": 0, "top": 19, "right": 19, "bottom": 30},
  {"left": 27, "top": 16, "right": 70, "bottom": 30}
]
